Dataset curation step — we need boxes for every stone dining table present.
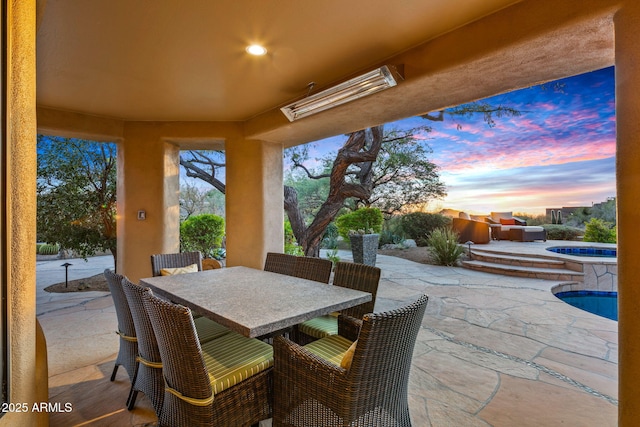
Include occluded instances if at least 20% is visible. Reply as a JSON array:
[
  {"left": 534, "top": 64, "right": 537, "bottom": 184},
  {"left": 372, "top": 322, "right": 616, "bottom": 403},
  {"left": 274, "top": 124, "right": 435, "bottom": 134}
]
[{"left": 139, "top": 266, "right": 372, "bottom": 338}]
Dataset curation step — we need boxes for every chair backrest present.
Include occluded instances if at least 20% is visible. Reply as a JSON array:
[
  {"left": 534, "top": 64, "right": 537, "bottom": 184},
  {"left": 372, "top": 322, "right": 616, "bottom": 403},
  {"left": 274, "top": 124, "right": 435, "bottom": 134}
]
[
  {"left": 263, "top": 252, "right": 297, "bottom": 276},
  {"left": 142, "top": 290, "right": 213, "bottom": 426},
  {"left": 332, "top": 261, "right": 381, "bottom": 318},
  {"left": 293, "top": 256, "right": 333, "bottom": 284},
  {"left": 104, "top": 268, "right": 137, "bottom": 381},
  {"left": 121, "top": 278, "right": 164, "bottom": 414},
  {"left": 150, "top": 251, "right": 203, "bottom": 277},
  {"left": 347, "top": 294, "right": 429, "bottom": 423}
]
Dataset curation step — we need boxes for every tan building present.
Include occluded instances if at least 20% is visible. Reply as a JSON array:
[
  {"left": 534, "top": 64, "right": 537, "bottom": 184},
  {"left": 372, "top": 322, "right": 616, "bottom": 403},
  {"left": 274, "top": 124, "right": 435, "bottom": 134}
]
[{"left": 2, "top": 0, "right": 639, "bottom": 424}]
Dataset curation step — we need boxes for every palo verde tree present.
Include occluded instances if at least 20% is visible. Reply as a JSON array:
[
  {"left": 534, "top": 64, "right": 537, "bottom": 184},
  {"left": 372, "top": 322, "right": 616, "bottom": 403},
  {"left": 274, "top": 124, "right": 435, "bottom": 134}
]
[{"left": 37, "top": 136, "right": 118, "bottom": 263}]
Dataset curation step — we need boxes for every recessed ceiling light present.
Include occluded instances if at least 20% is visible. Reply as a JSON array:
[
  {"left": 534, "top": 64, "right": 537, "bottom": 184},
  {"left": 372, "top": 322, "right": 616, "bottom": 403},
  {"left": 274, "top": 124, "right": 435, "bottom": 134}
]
[{"left": 246, "top": 44, "right": 267, "bottom": 56}]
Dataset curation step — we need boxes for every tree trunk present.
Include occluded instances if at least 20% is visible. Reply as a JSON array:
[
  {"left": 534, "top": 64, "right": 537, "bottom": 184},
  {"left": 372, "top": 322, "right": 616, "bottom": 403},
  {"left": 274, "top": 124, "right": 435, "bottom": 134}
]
[
  {"left": 181, "top": 127, "right": 385, "bottom": 258},
  {"left": 284, "top": 126, "right": 384, "bottom": 256}
]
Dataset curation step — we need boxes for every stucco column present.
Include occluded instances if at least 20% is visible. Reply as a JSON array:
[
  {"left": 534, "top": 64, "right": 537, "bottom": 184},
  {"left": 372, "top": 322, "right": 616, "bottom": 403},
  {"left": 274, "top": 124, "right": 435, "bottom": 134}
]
[
  {"left": 3, "top": 0, "right": 50, "bottom": 425},
  {"left": 615, "top": 3, "right": 640, "bottom": 425},
  {"left": 117, "top": 124, "right": 181, "bottom": 282},
  {"left": 225, "top": 138, "right": 284, "bottom": 268}
]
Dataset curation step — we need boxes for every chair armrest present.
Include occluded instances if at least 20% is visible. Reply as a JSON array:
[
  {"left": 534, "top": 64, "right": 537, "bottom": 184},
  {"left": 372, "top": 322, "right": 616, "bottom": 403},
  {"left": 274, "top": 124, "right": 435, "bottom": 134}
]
[
  {"left": 273, "top": 335, "right": 349, "bottom": 423},
  {"left": 513, "top": 216, "right": 527, "bottom": 226},
  {"left": 338, "top": 314, "right": 362, "bottom": 342},
  {"left": 273, "top": 336, "right": 346, "bottom": 376}
]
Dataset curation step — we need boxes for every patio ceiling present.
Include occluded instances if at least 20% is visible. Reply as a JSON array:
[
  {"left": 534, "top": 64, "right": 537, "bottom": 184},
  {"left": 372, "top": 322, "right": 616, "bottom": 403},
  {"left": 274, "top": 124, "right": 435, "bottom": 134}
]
[{"left": 36, "top": 0, "right": 615, "bottom": 146}]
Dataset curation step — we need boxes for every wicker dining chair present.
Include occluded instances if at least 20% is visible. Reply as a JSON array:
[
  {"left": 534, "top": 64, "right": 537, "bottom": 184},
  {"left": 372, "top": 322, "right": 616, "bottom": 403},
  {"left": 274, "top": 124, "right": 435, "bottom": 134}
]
[
  {"left": 143, "top": 289, "right": 274, "bottom": 426},
  {"left": 121, "top": 279, "right": 233, "bottom": 415},
  {"left": 274, "top": 294, "right": 429, "bottom": 427},
  {"left": 104, "top": 268, "right": 137, "bottom": 384},
  {"left": 150, "top": 251, "right": 203, "bottom": 277},
  {"left": 264, "top": 252, "right": 297, "bottom": 276},
  {"left": 292, "top": 256, "right": 333, "bottom": 284},
  {"left": 293, "top": 261, "right": 381, "bottom": 345}
]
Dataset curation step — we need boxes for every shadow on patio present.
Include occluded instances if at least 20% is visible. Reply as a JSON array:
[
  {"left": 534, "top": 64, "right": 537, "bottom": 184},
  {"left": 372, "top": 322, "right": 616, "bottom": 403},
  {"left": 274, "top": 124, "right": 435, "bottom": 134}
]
[{"left": 37, "top": 244, "right": 617, "bottom": 426}]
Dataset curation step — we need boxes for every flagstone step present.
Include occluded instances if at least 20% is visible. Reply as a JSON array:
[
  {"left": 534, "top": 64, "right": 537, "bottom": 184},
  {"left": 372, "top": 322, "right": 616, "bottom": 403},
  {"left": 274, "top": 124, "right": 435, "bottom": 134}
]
[
  {"left": 468, "top": 249, "right": 583, "bottom": 272},
  {"left": 462, "top": 259, "right": 584, "bottom": 281}
]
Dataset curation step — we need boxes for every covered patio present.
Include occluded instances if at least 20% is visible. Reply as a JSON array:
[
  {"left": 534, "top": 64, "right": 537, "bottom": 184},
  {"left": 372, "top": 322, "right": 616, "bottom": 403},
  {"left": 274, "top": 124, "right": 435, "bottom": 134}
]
[
  {"left": 3, "top": 0, "right": 639, "bottom": 424},
  {"left": 38, "top": 247, "right": 617, "bottom": 426}
]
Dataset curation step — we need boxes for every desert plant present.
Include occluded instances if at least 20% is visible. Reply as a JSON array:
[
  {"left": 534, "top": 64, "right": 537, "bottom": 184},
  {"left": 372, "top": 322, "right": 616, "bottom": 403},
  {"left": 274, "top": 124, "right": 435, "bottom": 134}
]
[
  {"left": 427, "top": 227, "right": 465, "bottom": 266},
  {"left": 321, "top": 222, "right": 339, "bottom": 249},
  {"left": 180, "top": 214, "right": 225, "bottom": 258},
  {"left": 325, "top": 249, "right": 340, "bottom": 268},
  {"left": 379, "top": 229, "right": 406, "bottom": 246},
  {"left": 399, "top": 212, "right": 451, "bottom": 247},
  {"left": 38, "top": 243, "right": 60, "bottom": 255},
  {"left": 583, "top": 218, "right": 617, "bottom": 243},
  {"left": 210, "top": 248, "right": 226, "bottom": 260},
  {"left": 543, "top": 224, "right": 583, "bottom": 241},
  {"left": 335, "top": 208, "right": 383, "bottom": 240}
]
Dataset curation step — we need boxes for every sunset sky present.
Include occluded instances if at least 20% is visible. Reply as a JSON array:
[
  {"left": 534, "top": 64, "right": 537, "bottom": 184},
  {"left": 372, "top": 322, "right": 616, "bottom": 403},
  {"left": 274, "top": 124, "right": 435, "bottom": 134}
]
[{"left": 302, "top": 66, "right": 616, "bottom": 215}]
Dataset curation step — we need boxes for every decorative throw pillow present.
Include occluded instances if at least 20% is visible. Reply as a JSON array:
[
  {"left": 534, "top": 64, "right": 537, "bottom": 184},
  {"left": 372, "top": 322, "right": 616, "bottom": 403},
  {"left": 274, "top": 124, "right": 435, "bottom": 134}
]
[
  {"left": 160, "top": 263, "right": 199, "bottom": 276},
  {"left": 458, "top": 211, "right": 470, "bottom": 220},
  {"left": 340, "top": 340, "right": 358, "bottom": 370},
  {"left": 499, "top": 218, "right": 516, "bottom": 225}
]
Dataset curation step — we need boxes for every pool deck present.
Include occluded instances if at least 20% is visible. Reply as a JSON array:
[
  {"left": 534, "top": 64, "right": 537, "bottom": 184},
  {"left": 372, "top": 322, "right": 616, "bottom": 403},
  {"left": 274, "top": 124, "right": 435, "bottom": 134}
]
[{"left": 38, "top": 240, "right": 618, "bottom": 426}]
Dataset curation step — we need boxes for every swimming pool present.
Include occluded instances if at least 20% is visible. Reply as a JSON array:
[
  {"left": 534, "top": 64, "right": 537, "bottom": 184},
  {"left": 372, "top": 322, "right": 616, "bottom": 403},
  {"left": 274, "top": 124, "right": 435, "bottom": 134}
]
[
  {"left": 546, "top": 246, "right": 617, "bottom": 257},
  {"left": 555, "top": 290, "right": 617, "bottom": 321}
]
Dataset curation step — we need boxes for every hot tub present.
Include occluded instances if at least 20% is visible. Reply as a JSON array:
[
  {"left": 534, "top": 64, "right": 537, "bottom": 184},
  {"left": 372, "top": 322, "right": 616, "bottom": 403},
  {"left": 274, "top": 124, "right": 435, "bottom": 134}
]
[{"left": 546, "top": 246, "right": 617, "bottom": 258}]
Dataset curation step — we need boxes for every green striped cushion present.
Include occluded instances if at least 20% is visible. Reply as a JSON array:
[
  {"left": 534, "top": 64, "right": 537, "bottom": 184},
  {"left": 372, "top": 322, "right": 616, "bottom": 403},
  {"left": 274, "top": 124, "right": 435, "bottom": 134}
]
[
  {"left": 297, "top": 315, "right": 338, "bottom": 339},
  {"left": 194, "top": 317, "right": 231, "bottom": 343},
  {"left": 304, "top": 334, "right": 353, "bottom": 367},
  {"left": 200, "top": 332, "right": 273, "bottom": 395}
]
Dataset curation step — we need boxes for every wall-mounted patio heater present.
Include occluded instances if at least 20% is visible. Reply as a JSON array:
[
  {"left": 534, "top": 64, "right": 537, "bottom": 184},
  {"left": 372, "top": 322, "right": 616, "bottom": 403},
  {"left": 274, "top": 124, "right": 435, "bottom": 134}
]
[{"left": 280, "top": 65, "right": 399, "bottom": 122}]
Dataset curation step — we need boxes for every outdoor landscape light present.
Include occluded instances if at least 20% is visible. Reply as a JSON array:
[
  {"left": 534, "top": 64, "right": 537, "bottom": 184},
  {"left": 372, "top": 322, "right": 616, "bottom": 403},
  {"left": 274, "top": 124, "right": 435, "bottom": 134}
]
[{"left": 280, "top": 65, "right": 400, "bottom": 121}]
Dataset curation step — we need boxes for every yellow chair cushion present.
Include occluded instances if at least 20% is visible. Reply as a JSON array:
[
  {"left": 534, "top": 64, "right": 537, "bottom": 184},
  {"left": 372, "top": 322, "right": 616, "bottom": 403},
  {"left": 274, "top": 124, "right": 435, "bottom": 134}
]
[
  {"left": 160, "top": 263, "right": 198, "bottom": 276},
  {"left": 304, "top": 334, "right": 353, "bottom": 368},
  {"left": 297, "top": 315, "right": 338, "bottom": 339},
  {"left": 200, "top": 332, "right": 273, "bottom": 395},
  {"left": 194, "top": 317, "right": 231, "bottom": 344}
]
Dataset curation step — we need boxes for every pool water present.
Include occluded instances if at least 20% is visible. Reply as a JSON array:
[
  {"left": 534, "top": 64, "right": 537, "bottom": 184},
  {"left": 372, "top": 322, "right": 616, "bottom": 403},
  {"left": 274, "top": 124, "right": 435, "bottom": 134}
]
[
  {"left": 546, "top": 246, "right": 616, "bottom": 257},
  {"left": 555, "top": 291, "right": 617, "bottom": 321}
]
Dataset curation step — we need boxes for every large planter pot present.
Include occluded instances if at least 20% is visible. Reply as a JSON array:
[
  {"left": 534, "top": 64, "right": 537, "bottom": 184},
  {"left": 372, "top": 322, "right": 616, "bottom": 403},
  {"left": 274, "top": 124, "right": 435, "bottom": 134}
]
[{"left": 349, "top": 233, "right": 379, "bottom": 266}]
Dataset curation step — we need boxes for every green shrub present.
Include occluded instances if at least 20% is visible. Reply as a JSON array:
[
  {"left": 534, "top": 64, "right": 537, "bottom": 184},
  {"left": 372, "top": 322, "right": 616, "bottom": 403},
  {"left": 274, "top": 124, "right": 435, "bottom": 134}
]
[
  {"left": 284, "top": 220, "right": 303, "bottom": 255},
  {"left": 583, "top": 218, "right": 617, "bottom": 243},
  {"left": 427, "top": 227, "right": 465, "bottom": 266},
  {"left": 335, "top": 208, "right": 383, "bottom": 240},
  {"left": 399, "top": 212, "right": 451, "bottom": 247},
  {"left": 38, "top": 243, "right": 60, "bottom": 255},
  {"left": 543, "top": 224, "right": 583, "bottom": 241},
  {"left": 180, "top": 214, "right": 225, "bottom": 258}
]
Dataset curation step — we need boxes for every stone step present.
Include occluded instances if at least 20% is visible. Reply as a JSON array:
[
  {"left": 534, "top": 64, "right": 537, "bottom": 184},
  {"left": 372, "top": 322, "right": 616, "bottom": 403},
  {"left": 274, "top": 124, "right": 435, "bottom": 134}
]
[
  {"left": 469, "top": 249, "right": 583, "bottom": 272},
  {"left": 462, "top": 260, "right": 585, "bottom": 281}
]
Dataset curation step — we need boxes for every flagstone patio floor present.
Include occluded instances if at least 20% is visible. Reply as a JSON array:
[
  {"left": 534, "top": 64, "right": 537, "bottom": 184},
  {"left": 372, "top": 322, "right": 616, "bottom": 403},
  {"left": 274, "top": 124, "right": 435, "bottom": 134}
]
[{"left": 37, "top": 240, "right": 618, "bottom": 426}]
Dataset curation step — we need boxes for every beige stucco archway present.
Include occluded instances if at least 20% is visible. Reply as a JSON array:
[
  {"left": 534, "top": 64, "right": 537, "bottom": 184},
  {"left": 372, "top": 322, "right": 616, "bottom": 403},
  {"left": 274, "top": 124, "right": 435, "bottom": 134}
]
[{"left": 5, "top": 0, "right": 640, "bottom": 424}]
